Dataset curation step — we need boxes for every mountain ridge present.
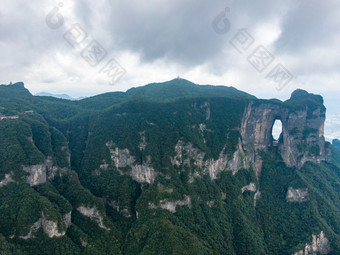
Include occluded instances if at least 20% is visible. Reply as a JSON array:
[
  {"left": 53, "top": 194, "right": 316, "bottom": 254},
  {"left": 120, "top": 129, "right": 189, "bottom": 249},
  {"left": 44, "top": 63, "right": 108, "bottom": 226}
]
[
  {"left": 0, "top": 79, "right": 339, "bottom": 254},
  {"left": 35, "top": 92, "right": 86, "bottom": 101}
]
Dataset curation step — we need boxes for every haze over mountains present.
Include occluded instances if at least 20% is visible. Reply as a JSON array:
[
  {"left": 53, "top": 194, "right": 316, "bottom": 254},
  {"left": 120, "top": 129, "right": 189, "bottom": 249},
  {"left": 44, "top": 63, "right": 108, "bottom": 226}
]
[{"left": 35, "top": 92, "right": 85, "bottom": 101}]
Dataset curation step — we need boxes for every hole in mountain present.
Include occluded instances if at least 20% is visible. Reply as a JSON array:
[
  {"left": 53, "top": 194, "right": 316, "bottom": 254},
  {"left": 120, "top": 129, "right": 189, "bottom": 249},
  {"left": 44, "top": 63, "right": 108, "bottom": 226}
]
[{"left": 272, "top": 119, "right": 282, "bottom": 142}]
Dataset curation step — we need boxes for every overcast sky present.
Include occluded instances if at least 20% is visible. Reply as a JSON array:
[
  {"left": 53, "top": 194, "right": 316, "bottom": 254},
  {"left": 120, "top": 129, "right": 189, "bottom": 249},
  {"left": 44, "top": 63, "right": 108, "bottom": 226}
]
[{"left": 0, "top": 0, "right": 339, "bottom": 139}]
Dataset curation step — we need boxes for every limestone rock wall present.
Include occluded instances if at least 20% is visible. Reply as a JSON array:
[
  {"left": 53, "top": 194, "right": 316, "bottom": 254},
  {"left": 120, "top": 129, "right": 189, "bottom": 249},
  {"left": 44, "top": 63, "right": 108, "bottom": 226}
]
[
  {"left": 0, "top": 172, "right": 14, "bottom": 187},
  {"left": 286, "top": 187, "right": 309, "bottom": 202},
  {"left": 294, "top": 231, "right": 331, "bottom": 255},
  {"left": 280, "top": 107, "right": 326, "bottom": 168},
  {"left": 19, "top": 211, "right": 71, "bottom": 239},
  {"left": 149, "top": 195, "right": 192, "bottom": 213},
  {"left": 106, "top": 141, "right": 156, "bottom": 184},
  {"left": 77, "top": 206, "right": 110, "bottom": 231},
  {"left": 22, "top": 164, "right": 46, "bottom": 186},
  {"left": 241, "top": 182, "right": 256, "bottom": 193},
  {"left": 240, "top": 90, "right": 328, "bottom": 170},
  {"left": 171, "top": 140, "right": 229, "bottom": 180}
]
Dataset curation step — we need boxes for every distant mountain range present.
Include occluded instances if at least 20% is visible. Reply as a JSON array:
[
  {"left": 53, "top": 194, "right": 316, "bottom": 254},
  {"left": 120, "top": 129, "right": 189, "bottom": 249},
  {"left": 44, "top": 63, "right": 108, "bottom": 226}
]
[{"left": 35, "top": 92, "right": 86, "bottom": 101}]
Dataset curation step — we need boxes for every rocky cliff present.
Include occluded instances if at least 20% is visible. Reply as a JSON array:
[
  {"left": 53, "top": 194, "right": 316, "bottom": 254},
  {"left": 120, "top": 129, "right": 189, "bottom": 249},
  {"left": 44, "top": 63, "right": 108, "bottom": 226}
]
[
  {"left": 294, "top": 231, "right": 331, "bottom": 255},
  {"left": 77, "top": 206, "right": 110, "bottom": 231},
  {"left": 1, "top": 80, "right": 338, "bottom": 254},
  {"left": 239, "top": 90, "right": 329, "bottom": 172},
  {"left": 18, "top": 211, "right": 71, "bottom": 239}
]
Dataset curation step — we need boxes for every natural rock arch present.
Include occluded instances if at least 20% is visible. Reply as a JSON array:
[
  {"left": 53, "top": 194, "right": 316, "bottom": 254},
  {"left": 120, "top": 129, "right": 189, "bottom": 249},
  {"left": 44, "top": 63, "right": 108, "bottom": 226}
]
[
  {"left": 239, "top": 90, "right": 330, "bottom": 170},
  {"left": 271, "top": 118, "right": 283, "bottom": 143}
]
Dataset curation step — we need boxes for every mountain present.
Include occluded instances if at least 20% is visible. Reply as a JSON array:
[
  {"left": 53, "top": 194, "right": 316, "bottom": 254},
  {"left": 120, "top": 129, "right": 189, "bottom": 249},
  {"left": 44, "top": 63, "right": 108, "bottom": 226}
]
[
  {"left": 0, "top": 80, "right": 339, "bottom": 255},
  {"left": 35, "top": 92, "right": 86, "bottom": 101},
  {"left": 333, "top": 139, "right": 340, "bottom": 151}
]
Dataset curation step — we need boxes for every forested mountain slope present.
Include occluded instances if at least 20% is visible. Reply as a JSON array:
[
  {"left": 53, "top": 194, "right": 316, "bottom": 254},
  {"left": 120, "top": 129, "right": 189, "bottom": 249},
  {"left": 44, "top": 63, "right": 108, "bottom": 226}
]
[{"left": 0, "top": 79, "right": 339, "bottom": 255}]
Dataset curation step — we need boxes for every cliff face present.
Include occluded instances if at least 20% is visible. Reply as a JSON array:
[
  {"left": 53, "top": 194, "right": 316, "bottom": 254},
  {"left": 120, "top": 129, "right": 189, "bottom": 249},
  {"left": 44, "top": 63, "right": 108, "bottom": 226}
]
[
  {"left": 19, "top": 211, "right": 71, "bottom": 239},
  {"left": 280, "top": 105, "right": 326, "bottom": 168},
  {"left": 294, "top": 231, "right": 331, "bottom": 255},
  {"left": 22, "top": 164, "right": 46, "bottom": 186},
  {"left": 77, "top": 206, "right": 110, "bottom": 231},
  {"left": 106, "top": 141, "right": 156, "bottom": 184},
  {"left": 240, "top": 90, "right": 328, "bottom": 170},
  {"left": 286, "top": 187, "right": 309, "bottom": 202},
  {"left": 1, "top": 80, "right": 338, "bottom": 254}
]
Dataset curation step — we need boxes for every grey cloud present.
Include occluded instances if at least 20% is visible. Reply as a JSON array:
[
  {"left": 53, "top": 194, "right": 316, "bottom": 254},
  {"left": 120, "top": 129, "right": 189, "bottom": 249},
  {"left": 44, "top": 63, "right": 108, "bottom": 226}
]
[
  {"left": 0, "top": 0, "right": 339, "bottom": 127},
  {"left": 88, "top": 0, "right": 232, "bottom": 66},
  {"left": 0, "top": 1, "right": 68, "bottom": 74},
  {"left": 275, "top": 0, "right": 340, "bottom": 53}
]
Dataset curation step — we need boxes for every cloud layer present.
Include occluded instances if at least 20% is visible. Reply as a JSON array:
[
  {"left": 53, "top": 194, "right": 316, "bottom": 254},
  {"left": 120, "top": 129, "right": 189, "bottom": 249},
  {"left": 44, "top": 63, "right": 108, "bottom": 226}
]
[{"left": 0, "top": 0, "right": 339, "bottom": 138}]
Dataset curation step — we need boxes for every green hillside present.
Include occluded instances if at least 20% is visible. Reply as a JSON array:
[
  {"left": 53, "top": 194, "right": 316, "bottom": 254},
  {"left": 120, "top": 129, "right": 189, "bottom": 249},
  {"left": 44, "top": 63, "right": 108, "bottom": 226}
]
[{"left": 0, "top": 80, "right": 339, "bottom": 254}]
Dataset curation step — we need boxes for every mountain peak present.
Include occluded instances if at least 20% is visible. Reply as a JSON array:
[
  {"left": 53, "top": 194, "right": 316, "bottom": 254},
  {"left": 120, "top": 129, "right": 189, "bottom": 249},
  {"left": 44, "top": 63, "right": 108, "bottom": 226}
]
[
  {"left": 0, "top": 81, "right": 31, "bottom": 98},
  {"left": 125, "top": 78, "right": 255, "bottom": 102}
]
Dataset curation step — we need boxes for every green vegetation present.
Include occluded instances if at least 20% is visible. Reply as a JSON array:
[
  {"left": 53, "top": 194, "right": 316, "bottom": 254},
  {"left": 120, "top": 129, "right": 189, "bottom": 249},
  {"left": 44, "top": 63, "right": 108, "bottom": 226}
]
[
  {"left": 333, "top": 139, "right": 340, "bottom": 151},
  {"left": 0, "top": 80, "right": 338, "bottom": 254}
]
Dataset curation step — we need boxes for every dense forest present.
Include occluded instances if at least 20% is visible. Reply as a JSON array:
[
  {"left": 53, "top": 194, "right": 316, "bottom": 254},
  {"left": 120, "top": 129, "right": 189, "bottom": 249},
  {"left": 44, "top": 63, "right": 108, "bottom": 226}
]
[{"left": 0, "top": 80, "right": 339, "bottom": 254}]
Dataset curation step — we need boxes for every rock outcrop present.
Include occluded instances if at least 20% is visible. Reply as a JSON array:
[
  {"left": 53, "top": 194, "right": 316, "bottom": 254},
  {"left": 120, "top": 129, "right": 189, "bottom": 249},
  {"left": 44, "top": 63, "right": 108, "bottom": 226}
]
[
  {"left": 41, "top": 217, "right": 65, "bottom": 238},
  {"left": 19, "top": 219, "right": 42, "bottom": 240},
  {"left": 63, "top": 211, "right": 72, "bottom": 227},
  {"left": 77, "top": 206, "right": 110, "bottom": 231},
  {"left": 170, "top": 140, "right": 205, "bottom": 168},
  {"left": 169, "top": 90, "right": 327, "bottom": 181},
  {"left": 149, "top": 195, "right": 192, "bottom": 213},
  {"left": 107, "top": 143, "right": 135, "bottom": 169},
  {"left": 130, "top": 163, "right": 155, "bottom": 184},
  {"left": 227, "top": 139, "right": 251, "bottom": 175},
  {"left": 241, "top": 183, "right": 260, "bottom": 206},
  {"left": 239, "top": 90, "right": 328, "bottom": 171},
  {"left": 23, "top": 156, "right": 69, "bottom": 185},
  {"left": 19, "top": 211, "right": 71, "bottom": 239},
  {"left": 0, "top": 172, "right": 14, "bottom": 187},
  {"left": 106, "top": 141, "right": 156, "bottom": 184},
  {"left": 139, "top": 131, "right": 147, "bottom": 151},
  {"left": 294, "top": 231, "right": 331, "bottom": 255},
  {"left": 22, "top": 164, "right": 46, "bottom": 186},
  {"left": 254, "top": 190, "right": 261, "bottom": 206},
  {"left": 286, "top": 187, "right": 309, "bottom": 202},
  {"left": 171, "top": 140, "right": 229, "bottom": 180},
  {"left": 241, "top": 183, "right": 256, "bottom": 193},
  {"left": 46, "top": 156, "right": 58, "bottom": 180}
]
